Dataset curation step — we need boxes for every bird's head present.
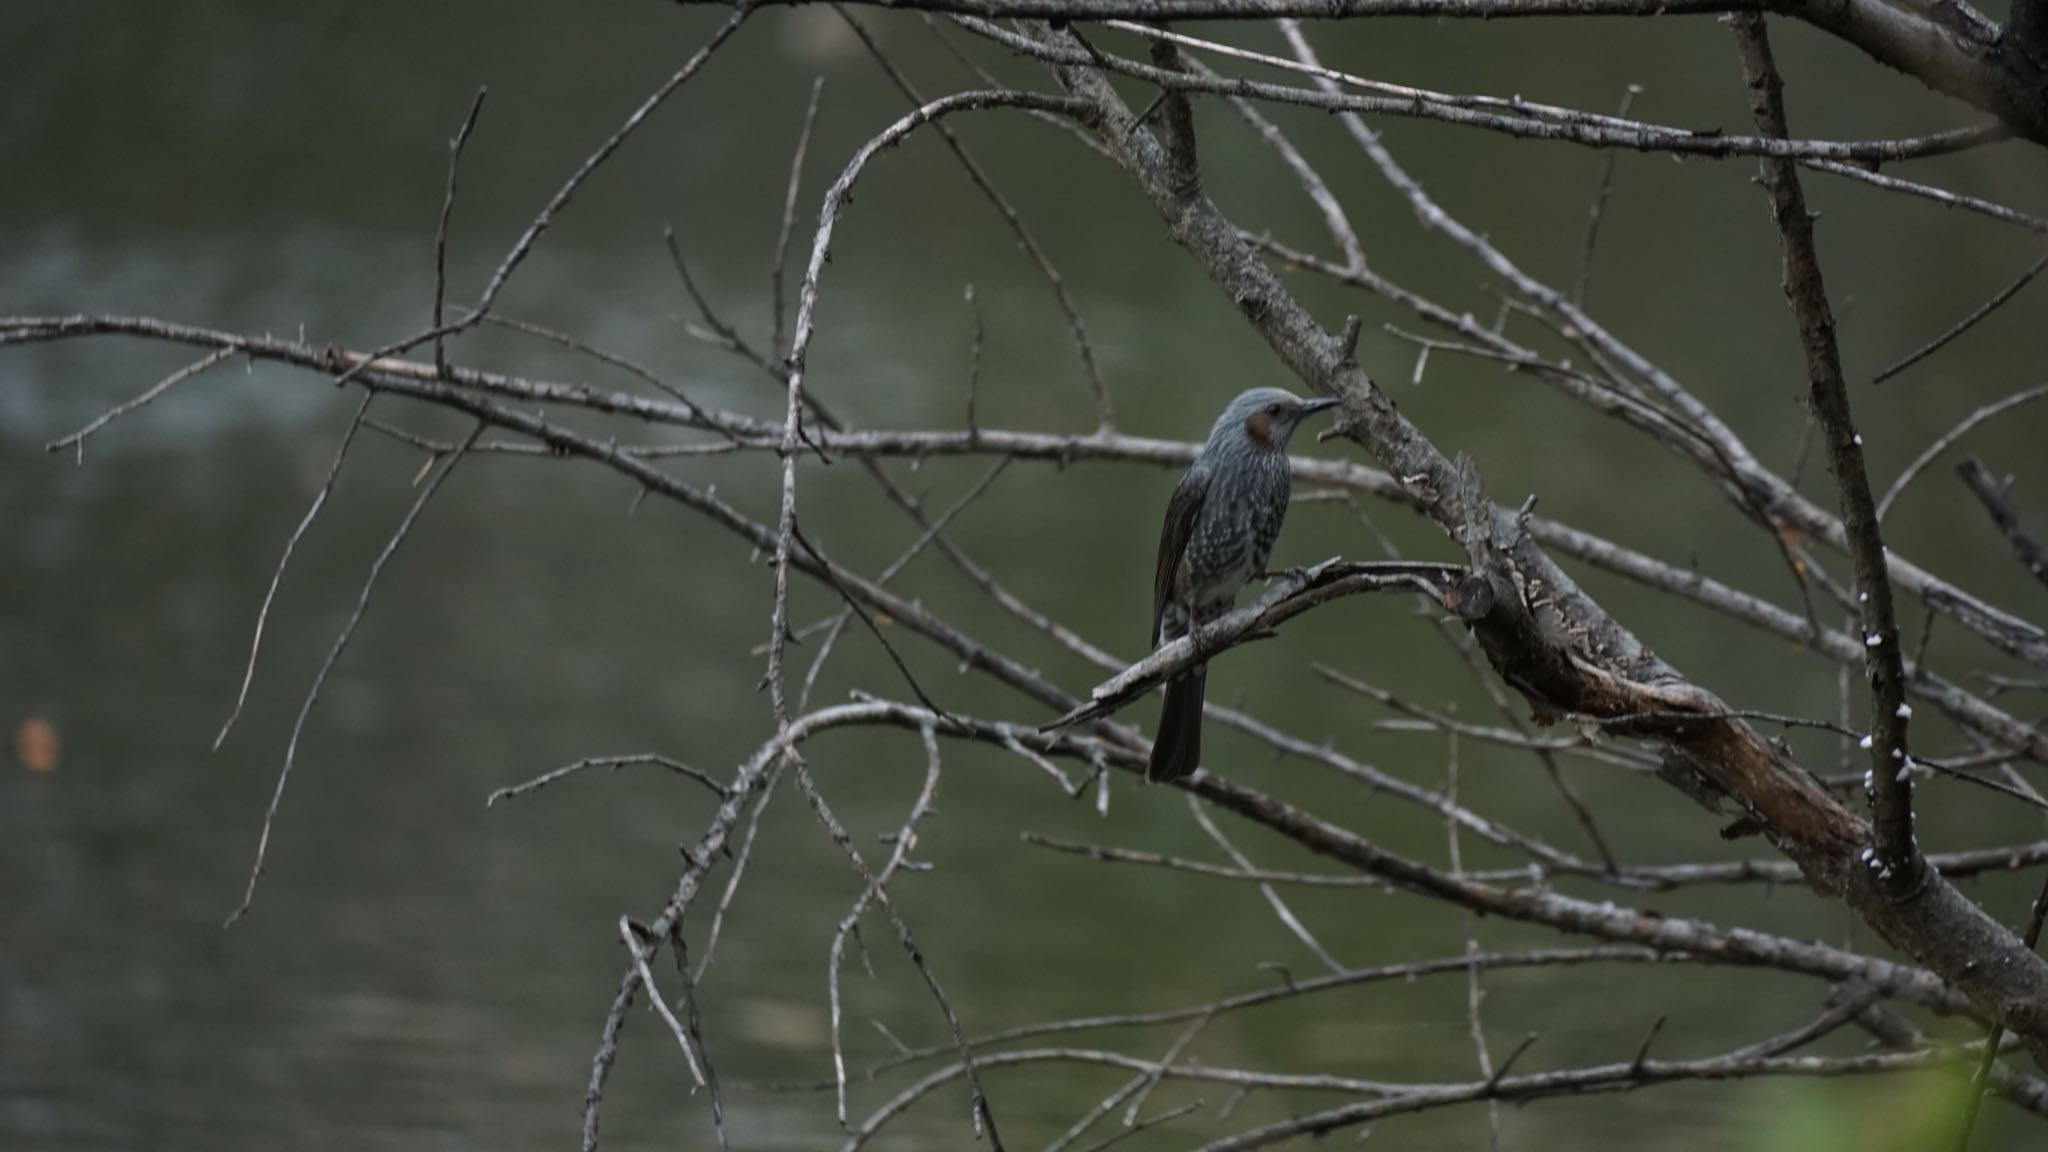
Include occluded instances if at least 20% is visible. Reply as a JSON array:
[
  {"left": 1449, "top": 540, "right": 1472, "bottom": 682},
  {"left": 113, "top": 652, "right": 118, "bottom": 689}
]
[{"left": 1210, "top": 387, "right": 1341, "bottom": 452}]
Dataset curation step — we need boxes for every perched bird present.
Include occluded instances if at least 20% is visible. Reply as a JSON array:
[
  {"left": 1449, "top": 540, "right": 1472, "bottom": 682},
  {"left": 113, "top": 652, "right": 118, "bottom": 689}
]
[{"left": 1149, "top": 387, "right": 1340, "bottom": 782}]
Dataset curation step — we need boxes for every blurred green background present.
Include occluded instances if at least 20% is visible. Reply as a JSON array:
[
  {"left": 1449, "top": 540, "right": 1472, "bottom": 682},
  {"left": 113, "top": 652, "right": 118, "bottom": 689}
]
[{"left": 5, "top": 2, "right": 2048, "bottom": 1149}]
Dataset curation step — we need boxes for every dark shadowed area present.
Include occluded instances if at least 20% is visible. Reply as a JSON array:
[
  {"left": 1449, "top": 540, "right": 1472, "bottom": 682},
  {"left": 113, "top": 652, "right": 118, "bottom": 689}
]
[{"left": 5, "top": 2, "right": 2048, "bottom": 1150}]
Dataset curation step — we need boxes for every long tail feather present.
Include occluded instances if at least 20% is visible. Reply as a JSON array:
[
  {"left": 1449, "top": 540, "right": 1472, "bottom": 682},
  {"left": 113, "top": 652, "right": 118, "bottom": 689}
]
[{"left": 1148, "top": 666, "right": 1207, "bottom": 782}]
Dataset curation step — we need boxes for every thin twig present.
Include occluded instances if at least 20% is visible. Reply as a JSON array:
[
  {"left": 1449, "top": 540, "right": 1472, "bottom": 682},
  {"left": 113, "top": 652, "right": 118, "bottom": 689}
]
[
  {"left": 1345, "top": 521, "right": 1624, "bottom": 872},
  {"left": 791, "top": 524, "right": 960, "bottom": 724},
  {"left": 1024, "top": 829, "right": 2048, "bottom": 890},
  {"left": 664, "top": 225, "right": 771, "bottom": 369},
  {"left": 827, "top": 726, "right": 944, "bottom": 1125},
  {"left": 1873, "top": 246, "right": 2048, "bottom": 384},
  {"left": 434, "top": 86, "right": 488, "bottom": 374},
  {"left": 771, "top": 76, "right": 827, "bottom": 358},
  {"left": 584, "top": 962, "right": 639, "bottom": 1152},
  {"left": 486, "top": 753, "right": 726, "bottom": 806},
  {"left": 1958, "top": 457, "right": 2048, "bottom": 588},
  {"left": 793, "top": 729, "right": 1004, "bottom": 1148},
  {"left": 1876, "top": 384, "right": 2048, "bottom": 519},
  {"left": 225, "top": 421, "right": 483, "bottom": 926},
  {"left": 696, "top": 760, "right": 783, "bottom": 981},
  {"left": 1121, "top": 1009, "right": 1214, "bottom": 1127},
  {"left": 48, "top": 346, "right": 235, "bottom": 461},
  {"left": 1045, "top": 1074, "right": 1148, "bottom": 1152},
  {"left": 1956, "top": 870, "right": 2048, "bottom": 1150},
  {"left": 1572, "top": 84, "right": 1640, "bottom": 306},
  {"left": 1446, "top": 731, "right": 1505, "bottom": 1151},
  {"left": 962, "top": 283, "right": 985, "bottom": 433},
  {"left": 1209, "top": 56, "right": 1364, "bottom": 271},
  {"left": 797, "top": 459, "right": 1009, "bottom": 712},
  {"left": 766, "top": 88, "right": 1085, "bottom": 749},
  {"left": 838, "top": 9, "right": 1113, "bottom": 427},
  {"left": 668, "top": 927, "right": 727, "bottom": 1149},
  {"left": 475, "top": 7, "right": 749, "bottom": 315},
  {"left": 619, "top": 916, "right": 709, "bottom": 1087},
  {"left": 213, "top": 394, "right": 374, "bottom": 750},
  {"left": 1079, "top": 1101, "right": 1203, "bottom": 1152},
  {"left": 1727, "top": 986, "right": 1885, "bottom": 1061},
  {"left": 1188, "top": 793, "right": 1344, "bottom": 973},
  {"left": 480, "top": 312, "right": 727, "bottom": 420}
]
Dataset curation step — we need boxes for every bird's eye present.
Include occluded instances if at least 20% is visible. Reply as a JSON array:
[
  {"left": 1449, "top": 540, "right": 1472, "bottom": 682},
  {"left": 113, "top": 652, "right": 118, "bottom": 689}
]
[{"left": 1267, "top": 403, "right": 1284, "bottom": 416}]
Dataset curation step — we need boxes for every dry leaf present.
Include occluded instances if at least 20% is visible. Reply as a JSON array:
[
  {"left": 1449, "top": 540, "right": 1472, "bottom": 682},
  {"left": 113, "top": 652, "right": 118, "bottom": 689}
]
[{"left": 16, "top": 717, "right": 59, "bottom": 774}]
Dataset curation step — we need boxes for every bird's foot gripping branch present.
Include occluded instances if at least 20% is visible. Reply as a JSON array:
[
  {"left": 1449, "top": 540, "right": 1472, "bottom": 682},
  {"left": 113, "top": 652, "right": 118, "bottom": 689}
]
[{"left": 1045, "top": 558, "right": 1486, "bottom": 735}]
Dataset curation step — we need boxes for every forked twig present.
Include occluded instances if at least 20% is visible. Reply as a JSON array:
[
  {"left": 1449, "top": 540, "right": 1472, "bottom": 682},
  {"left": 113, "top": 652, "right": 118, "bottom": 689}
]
[
  {"left": 49, "top": 346, "right": 235, "bottom": 462},
  {"left": 827, "top": 725, "right": 945, "bottom": 1125},
  {"left": 225, "top": 421, "right": 483, "bottom": 926},
  {"left": 791, "top": 729, "right": 1004, "bottom": 1148},
  {"left": 214, "top": 395, "right": 374, "bottom": 750},
  {"left": 619, "top": 916, "right": 708, "bottom": 1088}
]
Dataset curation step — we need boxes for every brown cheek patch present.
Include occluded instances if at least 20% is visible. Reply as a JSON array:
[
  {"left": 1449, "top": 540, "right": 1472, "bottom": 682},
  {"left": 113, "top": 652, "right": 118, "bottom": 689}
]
[{"left": 1245, "top": 410, "right": 1273, "bottom": 446}]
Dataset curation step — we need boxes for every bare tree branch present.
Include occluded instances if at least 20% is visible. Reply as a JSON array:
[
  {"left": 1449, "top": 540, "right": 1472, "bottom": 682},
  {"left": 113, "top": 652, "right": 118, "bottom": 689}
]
[
  {"left": 47, "top": 346, "right": 235, "bottom": 462},
  {"left": 686, "top": 0, "right": 2048, "bottom": 144},
  {"left": 1572, "top": 84, "right": 1641, "bottom": 306},
  {"left": 1873, "top": 247, "right": 2048, "bottom": 384},
  {"left": 1733, "top": 12, "right": 1919, "bottom": 877},
  {"left": 225, "top": 421, "right": 483, "bottom": 926},
  {"left": 771, "top": 76, "right": 826, "bottom": 359},
  {"left": 952, "top": 15, "right": 2011, "bottom": 162},
  {"left": 433, "top": 87, "right": 487, "bottom": 374},
  {"left": 838, "top": 8, "right": 1116, "bottom": 426},
  {"left": 486, "top": 753, "right": 727, "bottom": 807},
  {"left": 791, "top": 728, "right": 1004, "bottom": 1148},
  {"left": 211, "top": 395, "right": 374, "bottom": 751},
  {"left": 1959, "top": 457, "right": 2048, "bottom": 589},
  {"left": 476, "top": 7, "right": 748, "bottom": 314}
]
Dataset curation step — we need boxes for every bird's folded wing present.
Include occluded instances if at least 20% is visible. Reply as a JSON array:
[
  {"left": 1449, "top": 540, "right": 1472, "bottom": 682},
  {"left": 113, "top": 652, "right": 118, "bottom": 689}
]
[{"left": 1152, "top": 464, "right": 1209, "bottom": 646}]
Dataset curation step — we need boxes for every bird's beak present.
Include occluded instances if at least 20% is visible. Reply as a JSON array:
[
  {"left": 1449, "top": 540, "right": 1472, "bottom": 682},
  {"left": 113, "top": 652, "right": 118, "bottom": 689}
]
[{"left": 1300, "top": 397, "right": 1341, "bottom": 415}]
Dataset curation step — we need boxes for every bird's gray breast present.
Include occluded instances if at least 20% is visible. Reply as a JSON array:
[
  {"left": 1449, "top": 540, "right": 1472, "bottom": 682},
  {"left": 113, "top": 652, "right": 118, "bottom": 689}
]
[{"left": 1176, "top": 449, "right": 1290, "bottom": 618}]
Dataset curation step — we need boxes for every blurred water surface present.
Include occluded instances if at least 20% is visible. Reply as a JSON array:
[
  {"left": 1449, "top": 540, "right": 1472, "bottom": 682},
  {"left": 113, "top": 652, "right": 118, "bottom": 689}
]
[{"left": 6, "top": 3, "right": 2048, "bottom": 1149}]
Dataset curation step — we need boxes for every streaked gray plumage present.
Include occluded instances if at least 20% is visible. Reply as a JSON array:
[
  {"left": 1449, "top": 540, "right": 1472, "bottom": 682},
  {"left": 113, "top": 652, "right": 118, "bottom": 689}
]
[{"left": 1149, "top": 387, "right": 1339, "bottom": 782}]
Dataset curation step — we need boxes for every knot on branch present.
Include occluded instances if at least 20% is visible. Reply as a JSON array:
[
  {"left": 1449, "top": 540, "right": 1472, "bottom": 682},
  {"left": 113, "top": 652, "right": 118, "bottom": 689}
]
[{"left": 1441, "top": 571, "right": 1496, "bottom": 621}]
